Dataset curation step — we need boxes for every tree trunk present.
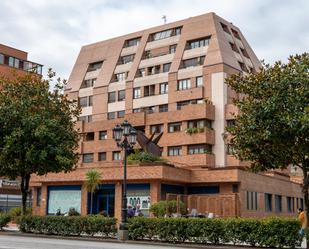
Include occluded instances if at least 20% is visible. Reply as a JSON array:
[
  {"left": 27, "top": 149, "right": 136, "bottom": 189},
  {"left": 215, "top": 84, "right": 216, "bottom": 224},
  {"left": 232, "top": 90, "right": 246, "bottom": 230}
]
[
  {"left": 90, "top": 192, "right": 93, "bottom": 214},
  {"left": 302, "top": 164, "right": 309, "bottom": 249},
  {"left": 20, "top": 174, "right": 30, "bottom": 216}
]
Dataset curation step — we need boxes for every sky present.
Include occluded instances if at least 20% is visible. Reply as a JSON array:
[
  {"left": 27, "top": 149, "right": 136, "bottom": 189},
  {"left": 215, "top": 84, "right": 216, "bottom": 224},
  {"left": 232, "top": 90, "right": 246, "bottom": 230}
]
[{"left": 1, "top": 0, "right": 308, "bottom": 80}]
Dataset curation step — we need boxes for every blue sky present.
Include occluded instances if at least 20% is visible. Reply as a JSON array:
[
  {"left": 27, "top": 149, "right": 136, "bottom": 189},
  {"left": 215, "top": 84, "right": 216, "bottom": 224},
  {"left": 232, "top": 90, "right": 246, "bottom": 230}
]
[{"left": 1, "top": 0, "right": 308, "bottom": 79}]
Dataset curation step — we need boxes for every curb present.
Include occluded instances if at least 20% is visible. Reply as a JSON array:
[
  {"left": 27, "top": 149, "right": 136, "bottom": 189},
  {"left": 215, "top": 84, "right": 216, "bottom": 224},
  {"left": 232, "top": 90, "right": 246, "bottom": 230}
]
[{"left": 0, "top": 231, "right": 256, "bottom": 249}]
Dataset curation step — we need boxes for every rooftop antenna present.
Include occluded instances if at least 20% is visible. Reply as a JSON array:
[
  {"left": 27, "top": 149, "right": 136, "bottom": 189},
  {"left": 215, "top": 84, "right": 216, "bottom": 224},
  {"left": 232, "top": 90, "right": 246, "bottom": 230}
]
[{"left": 162, "top": 15, "right": 167, "bottom": 24}]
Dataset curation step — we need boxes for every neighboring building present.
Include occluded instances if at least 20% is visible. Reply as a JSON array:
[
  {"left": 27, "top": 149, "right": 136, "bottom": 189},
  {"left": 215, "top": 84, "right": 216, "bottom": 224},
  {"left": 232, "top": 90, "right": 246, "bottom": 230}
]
[
  {"left": 0, "top": 44, "right": 42, "bottom": 212},
  {"left": 0, "top": 44, "right": 43, "bottom": 79},
  {"left": 30, "top": 13, "right": 303, "bottom": 219}
]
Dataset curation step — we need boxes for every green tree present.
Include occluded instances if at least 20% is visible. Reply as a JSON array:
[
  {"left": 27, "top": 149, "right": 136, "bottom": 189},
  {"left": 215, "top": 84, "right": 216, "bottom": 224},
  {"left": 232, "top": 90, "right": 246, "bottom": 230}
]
[
  {"left": 0, "top": 70, "right": 80, "bottom": 215},
  {"left": 225, "top": 53, "right": 309, "bottom": 223},
  {"left": 85, "top": 169, "right": 101, "bottom": 214}
]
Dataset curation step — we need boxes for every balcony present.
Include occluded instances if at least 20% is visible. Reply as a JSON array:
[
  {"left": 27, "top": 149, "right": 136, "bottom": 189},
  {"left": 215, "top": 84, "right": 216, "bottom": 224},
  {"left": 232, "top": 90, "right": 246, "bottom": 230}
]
[
  {"left": 139, "top": 53, "right": 174, "bottom": 68},
  {"left": 124, "top": 111, "right": 146, "bottom": 127},
  {"left": 114, "top": 62, "right": 133, "bottom": 74},
  {"left": 120, "top": 45, "right": 139, "bottom": 56},
  {"left": 166, "top": 153, "right": 215, "bottom": 168},
  {"left": 84, "top": 69, "right": 100, "bottom": 80},
  {"left": 178, "top": 65, "right": 203, "bottom": 79},
  {"left": 225, "top": 104, "right": 239, "bottom": 119},
  {"left": 226, "top": 155, "right": 250, "bottom": 167},
  {"left": 160, "top": 129, "right": 215, "bottom": 146},
  {"left": 145, "top": 35, "right": 180, "bottom": 50},
  {"left": 182, "top": 46, "right": 208, "bottom": 60},
  {"left": 134, "top": 72, "right": 169, "bottom": 87}
]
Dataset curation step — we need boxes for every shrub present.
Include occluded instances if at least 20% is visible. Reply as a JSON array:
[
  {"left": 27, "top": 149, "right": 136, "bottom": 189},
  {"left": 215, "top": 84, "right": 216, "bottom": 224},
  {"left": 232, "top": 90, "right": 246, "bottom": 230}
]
[
  {"left": 149, "top": 200, "right": 186, "bottom": 217},
  {"left": 128, "top": 217, "right": 301, "bottom": 247},
  {"left": 18, "top": 215, "right": 117, "bottom": 237},
  {"left": 0, "top": 214, "right": 11, "bottom": 230},
  {"left": 127, "top": 150, "right": 166, "bottom": 164},
  {"left": 9, "top": 207, "right": 32, "bottom": 221},
  {"left": 68, "top": 208, "right": 80, "bottom": 216}
]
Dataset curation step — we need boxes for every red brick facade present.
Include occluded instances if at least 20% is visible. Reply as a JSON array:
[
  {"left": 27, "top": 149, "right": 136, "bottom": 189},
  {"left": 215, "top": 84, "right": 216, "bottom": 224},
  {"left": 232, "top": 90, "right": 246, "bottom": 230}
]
[{"left": 30, "top": 13, "right": 303, "bottom": 219}]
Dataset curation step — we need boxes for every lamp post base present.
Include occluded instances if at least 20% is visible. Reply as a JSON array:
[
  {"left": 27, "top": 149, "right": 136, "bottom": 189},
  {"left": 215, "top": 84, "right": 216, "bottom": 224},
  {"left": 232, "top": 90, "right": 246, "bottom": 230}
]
[{"left": 118, "top": 228, "right": 128, "bottom": 241}]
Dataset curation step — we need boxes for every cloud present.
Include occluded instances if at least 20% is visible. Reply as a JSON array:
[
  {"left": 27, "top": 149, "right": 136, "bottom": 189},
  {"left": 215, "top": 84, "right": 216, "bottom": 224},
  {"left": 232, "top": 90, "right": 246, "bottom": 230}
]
[{"left": 0, "top": 0, "right": 308, "bottom": 79}]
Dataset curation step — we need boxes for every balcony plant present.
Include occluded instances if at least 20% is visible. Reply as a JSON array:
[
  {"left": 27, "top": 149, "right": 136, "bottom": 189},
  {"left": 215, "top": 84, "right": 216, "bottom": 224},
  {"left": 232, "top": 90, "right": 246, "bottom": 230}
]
[{"left": 127, "top": 150, "right": 167, "bottom": 165}]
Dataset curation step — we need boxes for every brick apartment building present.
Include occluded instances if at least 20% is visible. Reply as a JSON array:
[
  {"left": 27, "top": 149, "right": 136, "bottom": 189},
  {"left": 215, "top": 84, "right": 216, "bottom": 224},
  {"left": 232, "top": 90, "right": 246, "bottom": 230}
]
[
  {"left": 0, "top": 44, "right": 42, "bottom": 212},
  {"left": 31, "top": 13, "right": 303, "bottom": 219}
]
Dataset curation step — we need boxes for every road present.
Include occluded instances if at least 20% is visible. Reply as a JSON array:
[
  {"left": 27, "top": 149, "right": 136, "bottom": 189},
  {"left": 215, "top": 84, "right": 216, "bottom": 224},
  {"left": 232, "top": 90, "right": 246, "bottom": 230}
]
[{"left": 0, "top": 235, "right": 195, "bottom": 249}]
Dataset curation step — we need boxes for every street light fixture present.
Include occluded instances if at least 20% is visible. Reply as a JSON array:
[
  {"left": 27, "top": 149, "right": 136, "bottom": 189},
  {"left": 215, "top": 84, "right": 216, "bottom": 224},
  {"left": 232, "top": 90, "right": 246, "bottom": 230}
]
[{"left": 112, "top": 120, "right": 137, "bottom": 241}]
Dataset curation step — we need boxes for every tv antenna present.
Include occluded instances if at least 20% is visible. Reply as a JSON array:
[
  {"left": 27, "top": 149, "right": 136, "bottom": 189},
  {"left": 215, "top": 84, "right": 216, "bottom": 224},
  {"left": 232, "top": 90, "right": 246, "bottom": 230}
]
[{"left": 162, "top": 15, "right": 167, "bottom": 24}]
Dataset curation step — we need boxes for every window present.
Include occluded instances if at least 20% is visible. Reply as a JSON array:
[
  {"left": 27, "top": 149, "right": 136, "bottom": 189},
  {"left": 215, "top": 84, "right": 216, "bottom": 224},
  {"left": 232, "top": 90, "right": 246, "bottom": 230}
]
[
  {"left": 226, "top": 144, "right": 235, "bottom": 155},
  {"left": 159, "top": 82, "right": 168, "bottom": 94},
  {"left": 226, "top": 120, "right": 236, "bottom": 127},
  {"left": 99, "top": 131, "right": 107, "bottom": 140},
  {"left": 152, "top": 29, "right": 173, "bottom": 41},
  {"left": 175, "top": 27, "right": 182, "bottom": 35},
  {"left": 231, "top": 29, "right": 241, "bottom": 40},
  {"left": 98, "top": 152, "right": 106, "bottom": 161},
  {"left": 36, "top": 187, "right": 41, "bottom": 207},
  {"left": 232, "top": 184, "right": 239, "bottom": 193},
  {"left": 240, "top": 47, "right": 250, "bottom": 58},
  {"left": 78, "top": 115, "right": 92, "bottom": 123},
  {"left": 0, "top": 54, "right": 4, "bottom": 64},
  {"left": 124, "top": 37, "right": 141, "bottom": 47},
  {"left": 107, "top": 112, "right": 115, "bottom": 120},
  {"left": 133, "top": 87, "right": 141, "bottom": 99},
  {"left": 221, "top": 22, "right": 231, "bottom": 34},
  {"left": 118, "top": 90, "right": 125, "bottom": 101},
  {"left": 168, "top": 122, "right": 181, "bottom": 133},
  {"left": 87, "top": 61, "right": 103, "bottom": 72},
  {"left": 188, "top": 119, "right": 212, "bottom": 129},
  {"left": 169, "top": 44, "right": 177, "bottom": 53},
  {"left": 178, "top": 79, "right": 191, "bottom": 90},
  {"left": 187, "top": 37, "right": 210, "bottom": 49},
  {"left": 168, "top": 146, "right": 182, "bottom": 156},
  {"left": 287, "top": 197, "right": 295, "bottom": 213},
  {"left": 120, "top": 54, "right": 134, "bottom": 64},
  {"left": 247, "top": 191, "right": 258, "bottom": 210},
  {"left": 84, "top": 132, "right": 94, "bottom": 141},
  {"left": 238, "top": 62, "right": 249, "bottom": 72},
  {"left": 163, "top": 63, "right": 171, "bottom": 73},
  {"left": 196, "top": 76, "right": 203, "bottom": 87},
  {"left": 81, "top": 78, "right": 96, "bottom": 88},
  {"left": 116, "top": 72, "right": 127, "bottom": 81},
  {"left": 14, "top": 58, "right": 20, "bottom": 68},
  {"left": 83, "top": 153, "right": 94, "bottom": 163},
  {"left": 133, "top": 108, "right": 141, "bottom": 113},
  {"left": 117, "top": 110, "right": 125, "bottom": 118},
  {"left": 159, "top": 104, "right": 168, "bottom": 113},
  {"left": 230, "top": 42, "right": 239, "bottom": 53},
  {"left": 113, "top": 151, "right": 121, "bottom": 160},
  {"left": 188, "top": 144, "right": 212, "bottom": 154},
  {"left": 79, "top": 96, "right": 93, "bottom": 107},
  {"left": 300, "top": 198, "right": 304, "bottom": 210},
  {"left": 108, "top": 92, "right": 116, "bottom": 103},
  {"left": 144, "top": 85, "right": 155, "bottom": 97},
  {"left": 275, "top": 195, "right": 282, "bottom": 212},
  {"left": 145, "top": 106, "right": 155, "bottom": 114},
  {"left": 265, "top": 193, "right": 273, "bottom": 212},
  {"left": 177, "top": 100, "right": 190, "bottom": 110},
  {"left": 182, "top": 56, "right": 205, "bottom": 68},
  {"left": 150, "top": 124, "right": 163, "bottom": 134},
  {"left": 137, "top": 68, "right": 146, "bottom": 77},
  {"left": 8, "top": 57, "right": 14, "bottom": 67},
  {"left": 148, "top": 65, "right": 160, "bottom": 75}
]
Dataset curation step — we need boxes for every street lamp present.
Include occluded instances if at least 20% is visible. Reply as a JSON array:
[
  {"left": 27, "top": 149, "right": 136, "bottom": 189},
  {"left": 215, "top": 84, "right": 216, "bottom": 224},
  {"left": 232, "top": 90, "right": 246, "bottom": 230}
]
[{"left": 112, "top": 120, "right": 137, "bottom": 241}]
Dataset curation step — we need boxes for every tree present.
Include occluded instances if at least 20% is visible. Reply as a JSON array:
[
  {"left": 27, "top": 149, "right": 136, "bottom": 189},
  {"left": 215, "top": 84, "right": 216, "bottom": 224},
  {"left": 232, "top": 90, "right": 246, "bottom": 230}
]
[
  {"left": 85, "top": 169, "right": 101, "bottom": 214},
  {"left": 0, "top": 69, "right": 80, "bottom": 215},
  {"left": 225, "top": 53, "right": 309, "bottom": 222}
]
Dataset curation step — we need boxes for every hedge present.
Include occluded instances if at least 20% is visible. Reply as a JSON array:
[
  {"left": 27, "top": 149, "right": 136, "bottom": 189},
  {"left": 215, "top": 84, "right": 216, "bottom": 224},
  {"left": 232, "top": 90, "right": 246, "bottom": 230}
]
[
  {"left": 18, "top": 215, "right": 117, "bottom": 237},
  {"left": 0, "top": 214, "right": 11, "bottom": 230},
  {"left": 128, "top": 217, "right": 302, "bottom": 248}
]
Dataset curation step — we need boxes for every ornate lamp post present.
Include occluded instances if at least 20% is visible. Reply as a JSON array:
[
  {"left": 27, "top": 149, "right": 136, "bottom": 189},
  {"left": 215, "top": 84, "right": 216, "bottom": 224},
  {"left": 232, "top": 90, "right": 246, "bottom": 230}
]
[{"left": 112, "top": 120, "right": 137, "bottom": 241}]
